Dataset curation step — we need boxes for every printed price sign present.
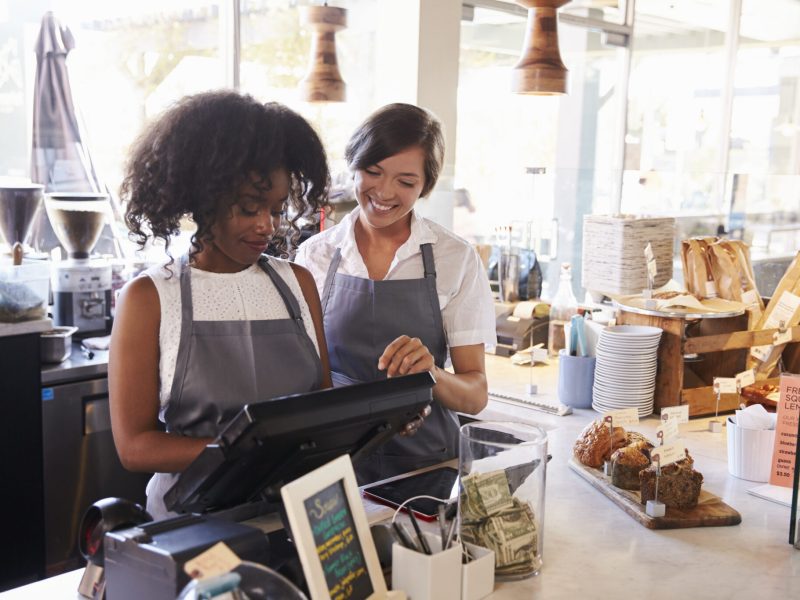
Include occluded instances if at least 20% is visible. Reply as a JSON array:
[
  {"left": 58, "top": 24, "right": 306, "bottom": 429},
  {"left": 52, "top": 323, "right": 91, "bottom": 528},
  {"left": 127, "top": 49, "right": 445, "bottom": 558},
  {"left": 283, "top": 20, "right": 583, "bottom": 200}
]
[
  {"left": 651, "top": 442, "right": 685, "bottom": 467},
  {"left": 184, "top": 542, "right": 241, "bottom": 580},
  {"left": 661, "top": 405, "right": 689, "bottom": 424},
  {"left": 769, "top": 374, "right": 800, "bottom": 488},
  {"left": 657, "top": 418, "right": 680, "bottom": 443},
  {"left": 603, "top": 408, "right": 639, "bottom": 427},
  {"left": 736, "top": 369, "right": 756, "bottom": 389},
  {"left": 713, "top": 377, "right": 738, "bottom": 395}
]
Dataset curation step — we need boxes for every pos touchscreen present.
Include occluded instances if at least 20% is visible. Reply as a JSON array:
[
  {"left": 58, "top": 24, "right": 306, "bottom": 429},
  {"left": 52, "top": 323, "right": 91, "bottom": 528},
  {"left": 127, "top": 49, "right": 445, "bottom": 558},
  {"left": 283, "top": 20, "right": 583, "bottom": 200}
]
[{"left": 164, "top": 372, "right": 435, "bottom": 514}]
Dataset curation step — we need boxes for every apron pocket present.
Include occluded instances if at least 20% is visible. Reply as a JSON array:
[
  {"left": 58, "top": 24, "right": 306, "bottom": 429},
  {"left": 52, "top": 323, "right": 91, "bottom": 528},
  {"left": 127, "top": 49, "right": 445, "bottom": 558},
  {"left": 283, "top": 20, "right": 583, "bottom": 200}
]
[{"left": 331, "top": 370, "right": 363, "bottom": 388}]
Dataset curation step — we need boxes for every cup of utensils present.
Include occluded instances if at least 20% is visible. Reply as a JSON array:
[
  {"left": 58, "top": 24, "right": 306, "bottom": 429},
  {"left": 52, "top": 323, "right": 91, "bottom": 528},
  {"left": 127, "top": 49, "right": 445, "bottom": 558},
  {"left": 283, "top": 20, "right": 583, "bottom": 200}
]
[{"left": 380, "top": 502, "right": 495, "bottom": 600}]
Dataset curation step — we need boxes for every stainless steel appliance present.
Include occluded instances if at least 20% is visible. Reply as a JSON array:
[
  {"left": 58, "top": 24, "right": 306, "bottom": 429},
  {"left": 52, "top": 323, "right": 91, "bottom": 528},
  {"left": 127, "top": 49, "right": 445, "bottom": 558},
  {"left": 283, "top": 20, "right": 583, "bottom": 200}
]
[
  {"left": 44, "top": 193, "right": 112, "bottom": 335},
  {"left": 41, "top": 350, "right": 151, "bottom": 576}
]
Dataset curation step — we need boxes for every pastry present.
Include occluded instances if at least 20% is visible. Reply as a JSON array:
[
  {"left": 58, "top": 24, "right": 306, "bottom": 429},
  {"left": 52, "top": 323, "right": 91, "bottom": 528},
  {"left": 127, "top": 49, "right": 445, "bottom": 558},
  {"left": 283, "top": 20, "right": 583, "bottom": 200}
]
[
  {"left": 610, "top": 445, "right": 651, "bottom": 490},
  {"left": 626, "top": 431, "right": 654, "bottom": 450},
  {"left": 573, "top": 421, "right": 627, "bottom": 468},
  {"left": 639, "top": 450, "right": 703, "bottom": 509},
  {"left": 741, "top": 383, "right": 779, "bottom": 412}
]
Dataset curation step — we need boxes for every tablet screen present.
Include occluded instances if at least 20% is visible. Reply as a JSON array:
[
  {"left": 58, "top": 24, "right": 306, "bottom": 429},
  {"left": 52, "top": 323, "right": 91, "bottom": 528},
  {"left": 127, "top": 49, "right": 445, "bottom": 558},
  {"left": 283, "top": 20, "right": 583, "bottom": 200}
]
[{"left": 362, "top": 467, "right": 459, "bottom": 519}]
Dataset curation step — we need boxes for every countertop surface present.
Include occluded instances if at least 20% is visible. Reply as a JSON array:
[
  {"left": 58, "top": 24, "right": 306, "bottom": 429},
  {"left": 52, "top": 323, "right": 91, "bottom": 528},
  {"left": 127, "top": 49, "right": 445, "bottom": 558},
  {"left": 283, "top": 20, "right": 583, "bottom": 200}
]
[
  {"left": 4, "top": 354, "right": 799, "bottom": 599},
  {"left": 41, "top": 342, "right": 108, "bottom": 386}
]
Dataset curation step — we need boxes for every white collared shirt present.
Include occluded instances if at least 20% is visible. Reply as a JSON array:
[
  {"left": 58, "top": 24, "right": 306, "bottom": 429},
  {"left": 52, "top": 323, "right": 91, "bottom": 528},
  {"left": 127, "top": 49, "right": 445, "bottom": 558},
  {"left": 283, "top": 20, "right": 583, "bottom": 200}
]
[{"left": 295, "top": 207, "right": 496, "bottom": 349}]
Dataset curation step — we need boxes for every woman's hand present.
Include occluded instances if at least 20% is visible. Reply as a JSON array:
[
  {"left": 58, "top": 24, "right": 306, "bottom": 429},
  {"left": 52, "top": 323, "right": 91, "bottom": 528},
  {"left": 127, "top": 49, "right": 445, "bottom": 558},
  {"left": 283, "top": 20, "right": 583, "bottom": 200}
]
[
  {"left": 401, "top": 405, "right": 432, "bottom": 436},
  {"left": 377, "top": 335, "right": 436, "bottom": 378}
]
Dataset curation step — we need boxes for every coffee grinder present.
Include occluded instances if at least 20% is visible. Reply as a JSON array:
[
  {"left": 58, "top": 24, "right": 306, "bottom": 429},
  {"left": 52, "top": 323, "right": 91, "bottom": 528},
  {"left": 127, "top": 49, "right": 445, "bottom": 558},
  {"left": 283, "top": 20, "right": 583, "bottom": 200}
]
[{"left": 45, "top": 193, "right": 112, "bottom": 335}]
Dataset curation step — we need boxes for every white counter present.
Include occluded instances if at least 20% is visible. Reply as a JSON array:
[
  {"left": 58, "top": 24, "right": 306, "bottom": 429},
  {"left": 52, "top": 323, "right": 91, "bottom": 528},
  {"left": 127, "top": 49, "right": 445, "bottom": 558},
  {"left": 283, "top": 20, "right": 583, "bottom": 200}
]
[{"left": 3, "top": 355, "right": 798, "bottom": 599}]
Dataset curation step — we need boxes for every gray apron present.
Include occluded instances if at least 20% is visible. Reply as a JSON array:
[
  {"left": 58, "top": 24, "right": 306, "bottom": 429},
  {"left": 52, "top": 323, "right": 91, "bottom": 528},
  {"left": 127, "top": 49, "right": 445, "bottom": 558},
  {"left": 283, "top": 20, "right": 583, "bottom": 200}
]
[
  {"left": 321, "top": 243, "right": 459, "bottom": 484},
  {"left": 146, "top": 255, "right": 323, "bottom": 519}
]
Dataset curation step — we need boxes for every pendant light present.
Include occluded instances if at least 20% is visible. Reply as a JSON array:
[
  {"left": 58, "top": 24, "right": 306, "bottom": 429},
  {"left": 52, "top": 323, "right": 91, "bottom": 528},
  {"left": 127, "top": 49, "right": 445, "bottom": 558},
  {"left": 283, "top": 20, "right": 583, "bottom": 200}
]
[
  {"left": 512, "top": 0, "right": 569, "bottom": 95},
  {"left": 299, "top": 2, "right": 347, "bottom": 103}
]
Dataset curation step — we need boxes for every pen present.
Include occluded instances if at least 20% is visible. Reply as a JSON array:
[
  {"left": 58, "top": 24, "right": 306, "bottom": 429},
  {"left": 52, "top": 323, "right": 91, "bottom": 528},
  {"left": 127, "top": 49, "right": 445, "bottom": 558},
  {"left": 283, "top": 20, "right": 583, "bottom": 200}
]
[
  {"left": 443, "top": 515, "right": 457, "bottom": 550},
  {"left": 407, "top": 510, "right": 431, "bottom": 555},
  {"left": 437, "top": 504, "right": 447, "bottom": 551},
  {"left": 392, "top": 521, "right": 418, "bottom": 552}
]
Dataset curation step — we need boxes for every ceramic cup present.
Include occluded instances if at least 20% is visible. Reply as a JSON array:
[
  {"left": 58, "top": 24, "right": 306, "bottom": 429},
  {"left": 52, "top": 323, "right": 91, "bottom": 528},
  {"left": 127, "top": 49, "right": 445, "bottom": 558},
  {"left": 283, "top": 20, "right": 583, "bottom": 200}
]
[{"left": 557, "top": 349, "right": 596, "bottom": 409}]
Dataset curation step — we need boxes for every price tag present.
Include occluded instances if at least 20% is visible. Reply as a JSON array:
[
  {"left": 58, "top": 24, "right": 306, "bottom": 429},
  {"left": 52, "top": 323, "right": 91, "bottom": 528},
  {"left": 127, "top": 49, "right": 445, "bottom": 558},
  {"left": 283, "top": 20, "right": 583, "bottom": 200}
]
[
  {"left": 184, "top": 542, "right": 241, "bottom": 580},
  {"left": 650, "top": 442, "right": 685, "bottom": 467},
  {"left": 773, "top": 327, "right": 793, "bottom": 345},
  {"left": 741, "top": 289, "right": 760, "bottom": 309},
  {"left": 531, "top": 347, "right": 548, "bottom": 363},
  {"left": 657, "top": 418, "right": 679, "bottom": 443},
  {"left": 603, "top": 407, "right": 639, "bottom": 427},
  {"left": 660, "top": 405, "right": 689, "bottom": 424},
  {"left": 750, "top": 344, "right": 772, "bottom": 362},
  {"left": 736, "top": 369, "right": 756, "bottom": 389},
  {"left": 713, "top": 377, "right": 738, "bottom": 395},
  {"left": 647, "top": 259, "right": 657, "bottom": 279},
  {"left": 705, "top": 280, "right": 718, "bottom": 298}
]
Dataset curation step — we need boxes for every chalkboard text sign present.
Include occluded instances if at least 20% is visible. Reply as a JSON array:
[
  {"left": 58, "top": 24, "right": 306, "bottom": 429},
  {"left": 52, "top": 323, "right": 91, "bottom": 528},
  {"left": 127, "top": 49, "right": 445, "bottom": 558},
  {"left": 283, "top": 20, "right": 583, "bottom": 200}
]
[{"left": 281, "top": 455, "right": 388, "bottom": 600}]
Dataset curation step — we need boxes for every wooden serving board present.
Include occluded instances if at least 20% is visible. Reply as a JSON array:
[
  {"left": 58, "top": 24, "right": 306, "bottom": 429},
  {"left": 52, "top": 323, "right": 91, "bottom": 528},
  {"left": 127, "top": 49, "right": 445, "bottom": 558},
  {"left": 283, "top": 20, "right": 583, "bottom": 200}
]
[{"left": 568, "top": 458, "right": 741, "bottom": 529}]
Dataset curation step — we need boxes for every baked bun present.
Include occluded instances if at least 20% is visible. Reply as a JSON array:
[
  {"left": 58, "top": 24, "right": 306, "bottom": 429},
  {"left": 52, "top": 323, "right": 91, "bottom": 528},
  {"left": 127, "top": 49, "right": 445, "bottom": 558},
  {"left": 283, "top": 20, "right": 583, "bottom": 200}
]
[{"left": 574, "top": 421, "right": 627, "bottom": 468}]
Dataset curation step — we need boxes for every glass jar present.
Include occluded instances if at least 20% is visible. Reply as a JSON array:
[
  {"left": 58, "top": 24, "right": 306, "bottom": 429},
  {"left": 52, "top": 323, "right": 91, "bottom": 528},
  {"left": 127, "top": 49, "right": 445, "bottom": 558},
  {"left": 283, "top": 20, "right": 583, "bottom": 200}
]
[{"left": 458, "top": 421, "right": 548, "bottom": 580}]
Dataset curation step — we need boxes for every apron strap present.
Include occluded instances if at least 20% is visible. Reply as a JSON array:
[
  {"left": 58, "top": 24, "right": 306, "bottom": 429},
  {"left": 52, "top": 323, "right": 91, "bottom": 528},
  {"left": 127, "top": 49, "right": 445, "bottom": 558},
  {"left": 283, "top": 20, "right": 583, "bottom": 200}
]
[
  {"left": 321, "top": 247, "right": 343, "bottom": 313},
  {"left": 420, "top": 243, "right": 445, "bottom": 352},
  {"left": 258, "top": 256, "right": 303, "bottom": 323},
  {"left": 169, "top": 254, "right": 196, "bottom": 411}
]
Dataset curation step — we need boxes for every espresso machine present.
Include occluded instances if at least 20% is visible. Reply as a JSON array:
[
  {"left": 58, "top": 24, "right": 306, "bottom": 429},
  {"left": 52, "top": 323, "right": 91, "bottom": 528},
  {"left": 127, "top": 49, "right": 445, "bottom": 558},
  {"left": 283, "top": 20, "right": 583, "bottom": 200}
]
[{"left": 44, "top": 193, "right": 112, "bottom": 335}]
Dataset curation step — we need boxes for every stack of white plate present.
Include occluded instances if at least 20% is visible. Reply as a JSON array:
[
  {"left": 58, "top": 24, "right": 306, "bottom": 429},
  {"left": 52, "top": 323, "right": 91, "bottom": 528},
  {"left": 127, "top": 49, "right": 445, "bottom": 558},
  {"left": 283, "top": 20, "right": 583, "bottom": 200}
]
[{"left": 591, "top": 325, "right": 662, "bottom": 417}]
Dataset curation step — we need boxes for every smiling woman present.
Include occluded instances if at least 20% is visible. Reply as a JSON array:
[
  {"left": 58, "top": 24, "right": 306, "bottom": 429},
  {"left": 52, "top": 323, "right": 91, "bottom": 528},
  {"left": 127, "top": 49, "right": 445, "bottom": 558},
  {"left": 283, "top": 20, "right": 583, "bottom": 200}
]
[
  {"left": 295, "top": 103, "right": 496, "bottom": 485},
  {"left": 109, "top": 90, "right": 333, "bottom": 520}
]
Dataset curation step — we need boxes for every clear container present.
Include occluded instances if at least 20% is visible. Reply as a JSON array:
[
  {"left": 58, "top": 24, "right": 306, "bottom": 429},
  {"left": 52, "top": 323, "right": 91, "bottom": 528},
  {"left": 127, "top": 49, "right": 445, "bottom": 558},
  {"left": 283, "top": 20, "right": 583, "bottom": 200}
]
[
  {"left": 0, "top": 260, "right": 50, "bottom": 322},
  {"left": 547, "top": 262, "right": 578, "bottom": 357},
  {"left": 458, "top": 421, "right": 548, "bottom": 580}
]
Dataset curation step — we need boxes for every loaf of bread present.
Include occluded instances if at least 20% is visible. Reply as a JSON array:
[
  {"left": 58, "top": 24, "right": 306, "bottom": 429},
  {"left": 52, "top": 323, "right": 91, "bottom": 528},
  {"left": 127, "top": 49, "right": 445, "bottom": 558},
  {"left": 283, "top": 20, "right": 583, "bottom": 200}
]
[
  {"left": 573, "top": 421, "right": 627, "bottom": 468},
  {"left": 639, "top": 450, "right": 703, "bottom": 509},
  {"left": 610, "top": 445, "right": 651, "bottom": 490}
]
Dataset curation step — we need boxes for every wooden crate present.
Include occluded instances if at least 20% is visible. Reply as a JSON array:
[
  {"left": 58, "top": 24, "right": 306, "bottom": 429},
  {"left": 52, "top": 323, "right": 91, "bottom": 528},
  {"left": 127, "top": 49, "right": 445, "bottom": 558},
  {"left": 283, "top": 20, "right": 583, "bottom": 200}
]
[{"left": 617, "top": 309, "right": 799, "bottom": 416}]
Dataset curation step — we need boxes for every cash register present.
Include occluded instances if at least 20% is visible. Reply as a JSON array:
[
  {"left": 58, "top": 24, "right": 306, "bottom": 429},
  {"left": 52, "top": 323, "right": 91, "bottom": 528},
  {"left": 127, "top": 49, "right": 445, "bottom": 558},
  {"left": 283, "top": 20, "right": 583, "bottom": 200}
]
[
  {"left": 90, "top": 373, "right": 435, "bottom": 600},
  {"left": 493, "top": 300, "right": 549, "bottom": 357}
]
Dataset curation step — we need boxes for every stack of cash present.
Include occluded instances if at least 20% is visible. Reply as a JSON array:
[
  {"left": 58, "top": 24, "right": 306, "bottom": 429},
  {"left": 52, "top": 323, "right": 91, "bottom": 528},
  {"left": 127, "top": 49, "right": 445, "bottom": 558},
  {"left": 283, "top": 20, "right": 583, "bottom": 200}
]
[{"left": 460, "top": 469, "right": 540, "bottom": 577}]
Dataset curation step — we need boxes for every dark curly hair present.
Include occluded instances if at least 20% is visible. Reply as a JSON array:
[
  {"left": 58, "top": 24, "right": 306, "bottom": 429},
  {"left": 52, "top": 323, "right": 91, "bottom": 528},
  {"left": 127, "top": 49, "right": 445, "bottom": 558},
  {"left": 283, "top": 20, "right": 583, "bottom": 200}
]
[
  {"left": 344, "top": 103, "right": 444, "bottom": 198},
  {"left": 121, "top": 90, "right": 330, "bottom": 261}
]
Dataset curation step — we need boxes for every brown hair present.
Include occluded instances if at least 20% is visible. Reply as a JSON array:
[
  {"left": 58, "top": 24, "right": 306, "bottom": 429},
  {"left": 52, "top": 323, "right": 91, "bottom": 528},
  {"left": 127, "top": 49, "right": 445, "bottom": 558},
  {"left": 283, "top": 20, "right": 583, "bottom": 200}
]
[
  {"left": 121, "top": 90, "right": 330, "bottom": 261},
  {"left": 344, "top": 103, "right": 444, "bottom": 198}
]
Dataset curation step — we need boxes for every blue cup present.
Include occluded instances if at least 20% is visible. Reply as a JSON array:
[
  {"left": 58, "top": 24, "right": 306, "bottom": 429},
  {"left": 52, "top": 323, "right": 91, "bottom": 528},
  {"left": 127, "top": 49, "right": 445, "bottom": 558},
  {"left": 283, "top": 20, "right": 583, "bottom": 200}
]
[{"left": 557, "top": 349, "right": 596, "bottom": 409}]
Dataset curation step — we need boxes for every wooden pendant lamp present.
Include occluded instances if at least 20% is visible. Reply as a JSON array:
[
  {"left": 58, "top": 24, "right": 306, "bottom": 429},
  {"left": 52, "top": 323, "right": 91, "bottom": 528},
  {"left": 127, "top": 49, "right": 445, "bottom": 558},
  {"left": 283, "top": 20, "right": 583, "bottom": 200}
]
[
  {"left": 512, "top": 0, "right": 569, "bottom": 95},
  {"left": 299, "top": 3, "right": 347, "bottom": 102}
]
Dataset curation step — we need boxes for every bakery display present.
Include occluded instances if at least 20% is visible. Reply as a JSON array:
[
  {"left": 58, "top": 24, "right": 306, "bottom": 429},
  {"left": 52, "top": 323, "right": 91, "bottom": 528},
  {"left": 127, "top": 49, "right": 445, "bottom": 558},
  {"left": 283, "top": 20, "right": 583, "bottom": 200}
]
[
  {"left": 573, "top": 421, "right": 627, "bottom": 468},
  {"left": 610, "top": 445, "right": 651, "bottom": 490},
  {"left": 639, "top": 449, "right": 704, "bottom": 509}
]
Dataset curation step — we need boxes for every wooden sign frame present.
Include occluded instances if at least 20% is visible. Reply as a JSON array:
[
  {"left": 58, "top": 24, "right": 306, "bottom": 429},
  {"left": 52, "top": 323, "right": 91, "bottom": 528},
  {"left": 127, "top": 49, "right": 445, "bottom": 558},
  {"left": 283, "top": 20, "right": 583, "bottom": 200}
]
[{"left": 281, "top": 455, "right": 387, "bottom": 600}]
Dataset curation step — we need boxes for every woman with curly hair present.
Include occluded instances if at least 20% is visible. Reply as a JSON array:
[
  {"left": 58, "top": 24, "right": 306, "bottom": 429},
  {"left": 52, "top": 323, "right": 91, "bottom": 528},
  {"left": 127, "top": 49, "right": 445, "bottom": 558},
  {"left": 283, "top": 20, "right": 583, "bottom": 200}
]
[{"left": 109, "top": 90, "right": 332, "bottom": 519}]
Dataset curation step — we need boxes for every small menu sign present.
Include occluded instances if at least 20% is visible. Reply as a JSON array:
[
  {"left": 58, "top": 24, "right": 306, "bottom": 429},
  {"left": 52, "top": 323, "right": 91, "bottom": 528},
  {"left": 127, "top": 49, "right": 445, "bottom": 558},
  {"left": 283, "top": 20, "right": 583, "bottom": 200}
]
[
  {"left": 660, "top": 405, "right": 689, "bottom": 424},
  {"left": 602, "top": 408, "right": 639, "bottom": 427},
  {"left": 657, "top": 418, "right": 680, "bottom": 444},
  {"left": 769, "top": 374, "right": 800, "bottom": 488},
  {"left": 304, "top": 480, "right": 374, "bottom": 600},
  {"left": 651, "top": 442, "right": 684, "bottom": 467}
]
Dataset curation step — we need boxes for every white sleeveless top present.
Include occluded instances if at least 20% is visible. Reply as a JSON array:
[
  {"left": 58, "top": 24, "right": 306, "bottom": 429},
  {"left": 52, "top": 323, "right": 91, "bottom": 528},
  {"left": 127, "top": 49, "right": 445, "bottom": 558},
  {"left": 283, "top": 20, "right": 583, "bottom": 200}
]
[{"left": 144, "top": 257, "right": 319, "bottom": 409}]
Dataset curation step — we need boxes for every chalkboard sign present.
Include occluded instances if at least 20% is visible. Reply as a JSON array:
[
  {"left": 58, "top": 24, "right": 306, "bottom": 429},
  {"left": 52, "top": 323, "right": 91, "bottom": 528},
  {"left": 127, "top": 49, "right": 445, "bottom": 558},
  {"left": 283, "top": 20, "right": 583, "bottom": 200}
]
[
  {"left": 304, "top": 480, "right": 374, "bottom": 600},
  {"left": 281, "top": 455, "right": 388, "bottom": 600}
]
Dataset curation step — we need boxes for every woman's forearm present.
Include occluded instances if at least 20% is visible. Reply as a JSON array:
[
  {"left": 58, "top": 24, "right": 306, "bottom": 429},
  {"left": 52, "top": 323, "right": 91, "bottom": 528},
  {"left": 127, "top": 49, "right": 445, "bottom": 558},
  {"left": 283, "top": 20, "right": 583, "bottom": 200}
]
[
  {"left": 116, "top": 430, "right": 212, "bottom": 474},
  {"left": 431, "top": 366, "right": 488, "bottom": 414}
]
